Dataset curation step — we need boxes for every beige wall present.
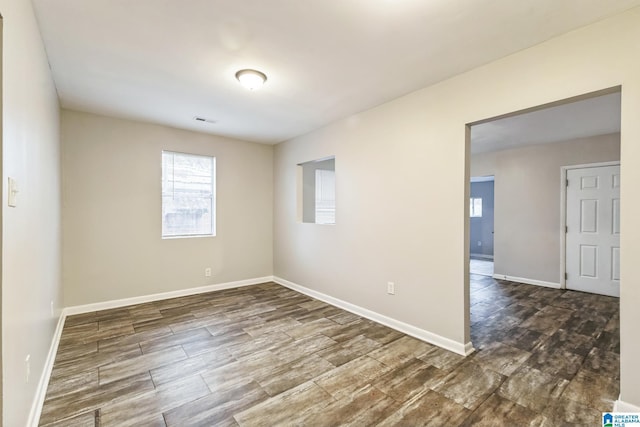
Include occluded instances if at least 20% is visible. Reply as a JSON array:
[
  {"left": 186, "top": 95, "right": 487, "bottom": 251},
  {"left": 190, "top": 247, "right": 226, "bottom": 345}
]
[
  {"left": 61, "top": 110, "right": 273, "bottom": 306},
  {"left": 1, "top": 0, "right": 62, "bottom": 425},
  {"left": 472, "top": 133, "right": 620, "bottom": 284},
  {"left": 274, "top": 8, "right": 640, "bottom": 406}
]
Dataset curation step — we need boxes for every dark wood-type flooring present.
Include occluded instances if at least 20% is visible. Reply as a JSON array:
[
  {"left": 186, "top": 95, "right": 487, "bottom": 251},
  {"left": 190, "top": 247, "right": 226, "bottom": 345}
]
[{"left": 40, "top": 276, "right": 619, "bottom": 426}]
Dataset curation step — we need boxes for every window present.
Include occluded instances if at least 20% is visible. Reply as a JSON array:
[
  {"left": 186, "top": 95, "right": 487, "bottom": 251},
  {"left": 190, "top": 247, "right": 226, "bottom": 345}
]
[
  {"left": 162, "top": 151, "right": 215, "bottom": 238},
  {"left": 470, "top": 197, "right": 482, "bottom": 217},
  {"left": 315, "top": 169, "right": 336, "bottom": 224},
  {"left": 298, "top": 156, "right": 336, "bottom": 224}
]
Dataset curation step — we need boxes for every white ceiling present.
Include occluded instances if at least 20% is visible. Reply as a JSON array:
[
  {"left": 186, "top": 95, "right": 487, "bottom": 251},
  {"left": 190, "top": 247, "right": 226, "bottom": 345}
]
[
  {"left": 470, "top": 92, "right": 621, "bottom": 154},
  {"left": 32, "top": 0, "right": 640, "bottom": 144}
]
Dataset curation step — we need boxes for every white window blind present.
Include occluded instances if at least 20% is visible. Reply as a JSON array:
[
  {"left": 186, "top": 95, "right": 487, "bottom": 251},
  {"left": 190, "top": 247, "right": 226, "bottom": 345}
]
[
  {"left": 315, "top": 169, "right": 336, "bottom": 224},
  {"left": 162, "top": 151, "right": 215, "bottom": 237}
]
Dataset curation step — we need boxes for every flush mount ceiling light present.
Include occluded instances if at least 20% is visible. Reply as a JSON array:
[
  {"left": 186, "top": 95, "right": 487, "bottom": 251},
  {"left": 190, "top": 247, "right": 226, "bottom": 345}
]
[{"left": 235, "top": 69, "right": 267, "bottom": 90}]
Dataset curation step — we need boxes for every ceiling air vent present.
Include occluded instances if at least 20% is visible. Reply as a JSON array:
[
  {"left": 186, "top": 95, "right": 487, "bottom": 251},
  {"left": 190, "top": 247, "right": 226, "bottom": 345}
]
[{"left": 194, "top": 116, "right": 217, "bottom": 124}]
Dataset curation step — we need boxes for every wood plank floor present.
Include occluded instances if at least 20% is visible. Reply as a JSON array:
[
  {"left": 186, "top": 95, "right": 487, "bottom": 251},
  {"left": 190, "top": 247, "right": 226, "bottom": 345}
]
[{"left": 40, "top": 278, "right": 619, "bottom": 426}]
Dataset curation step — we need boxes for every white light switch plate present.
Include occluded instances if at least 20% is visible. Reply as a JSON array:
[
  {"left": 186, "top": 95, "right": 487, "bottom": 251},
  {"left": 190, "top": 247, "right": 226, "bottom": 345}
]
[{"left": 8, "top": 177, "right": 18, "bottom": 207}]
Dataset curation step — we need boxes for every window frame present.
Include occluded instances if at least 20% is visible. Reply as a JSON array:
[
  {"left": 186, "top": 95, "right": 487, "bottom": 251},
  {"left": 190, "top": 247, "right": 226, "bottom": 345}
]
[
  {"left": 314, "top": 168, "right": 336, "bottom": 225},
  {"left": 297, "top": 156, "right": 336, "bottom": 225},
  {"left": 161, "top": 150, "right": 216, "bottom": 239},
  {"left": 470, "top": 197, "right": 483, "bottom": 218}
]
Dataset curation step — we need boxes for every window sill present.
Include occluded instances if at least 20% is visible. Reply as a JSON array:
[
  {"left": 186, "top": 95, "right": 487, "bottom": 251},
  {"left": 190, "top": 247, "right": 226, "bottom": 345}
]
[{"left": 162, "top": 234, "right": 216, "bottom": 240}]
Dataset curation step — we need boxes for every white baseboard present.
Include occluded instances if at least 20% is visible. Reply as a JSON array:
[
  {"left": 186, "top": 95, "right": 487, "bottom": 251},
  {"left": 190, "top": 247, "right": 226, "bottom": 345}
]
[
  {"left": 273, "top": 276, "right": 474, "bottom": 356},
  {"left": 30, "top": 274, "right": 475, "bottom": 426},
  {"left": 27, "top": 311, "right": 67, "bottom": 427},
  {"left": 614, "top": 399, "right": 640, "bottom": 412},
  {"left": 65, "top": 276, "right": 274, "bottom": 315},
  {"left": 29, "top": 275, "right": 274, "bottom": 426},
  {"left": 492, "top": 274, "right": 561, "bottom": 289}
]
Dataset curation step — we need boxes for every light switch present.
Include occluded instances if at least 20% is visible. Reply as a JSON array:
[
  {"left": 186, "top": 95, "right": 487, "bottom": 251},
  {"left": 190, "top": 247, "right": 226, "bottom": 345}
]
[{"left": 8, "top": 177, "right": 18, "bottom": 207}]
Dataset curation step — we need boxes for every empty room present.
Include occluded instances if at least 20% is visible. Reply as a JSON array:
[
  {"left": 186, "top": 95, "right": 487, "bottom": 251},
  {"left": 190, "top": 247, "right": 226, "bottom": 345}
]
[{"left": 4, "top": 0, "right": 640, "bottom": 426}]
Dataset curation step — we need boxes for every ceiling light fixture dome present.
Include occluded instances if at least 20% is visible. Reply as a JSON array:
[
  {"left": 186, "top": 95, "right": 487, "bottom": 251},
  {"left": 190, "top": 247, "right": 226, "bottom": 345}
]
[{"left": 235, "top": 69, "right": 267, "bottom": 90}]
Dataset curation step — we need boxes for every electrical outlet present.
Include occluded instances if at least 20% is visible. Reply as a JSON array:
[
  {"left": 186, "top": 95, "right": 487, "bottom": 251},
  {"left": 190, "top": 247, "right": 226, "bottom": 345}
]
[
  {"left": 50, "top": 300, "right": 54, "bottom": 317},
  {"left": 387, "top": 282, "right": 395, "bottom": 295},
  {"left": 25, "top": 354, "right": 31, "bottom": 383},
  {"left": 205, "top": 268, "right": 212, "bottom": 277}
]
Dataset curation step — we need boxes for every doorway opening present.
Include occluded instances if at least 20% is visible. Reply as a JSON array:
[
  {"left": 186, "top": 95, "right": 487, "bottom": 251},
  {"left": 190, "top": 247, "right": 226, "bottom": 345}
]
[
  {"left": 465, "top": 87, "right": 621, "bottom": 419},
  {"left": 469, "top": 175, "right": 494, "bottom": 277}
]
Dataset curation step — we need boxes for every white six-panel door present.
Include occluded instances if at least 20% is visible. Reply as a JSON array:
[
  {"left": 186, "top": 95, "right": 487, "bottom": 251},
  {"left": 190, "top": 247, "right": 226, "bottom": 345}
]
[{"left": 566, "top": 165, "right": 620, "bottom": 297}]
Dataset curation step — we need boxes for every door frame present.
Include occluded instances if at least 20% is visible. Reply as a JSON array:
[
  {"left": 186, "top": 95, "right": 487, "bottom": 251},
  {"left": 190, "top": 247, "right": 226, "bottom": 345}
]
[
  {"left": 469, "top": 175, "right": 495, "bottom": 261},
  {"left": 560, "top": 160, "right": 621, "bottom": 290}
]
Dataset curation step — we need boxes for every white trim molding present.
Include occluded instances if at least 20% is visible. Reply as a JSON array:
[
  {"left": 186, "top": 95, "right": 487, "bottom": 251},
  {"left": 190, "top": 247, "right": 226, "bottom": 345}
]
[
  {"left": 29, "top": 274, "right": 477, "bottom": 426},
  {"left": 65, "top": 276, "right": 273, "bottom": 316},
  {"left": 492, "top": 274, "right": 561, "bottom": 289},
  {"left": 27, "top": 312, "right": 66, "bottom": 427},
  {"left": 614, "top": 399, "right": 640, "bottom": 412},
  {"left": 28, "top": 275, "right": 273, "bottom": 426},
  {"left": 273, "top": 276, "right": 474, "bottom": 356}
]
